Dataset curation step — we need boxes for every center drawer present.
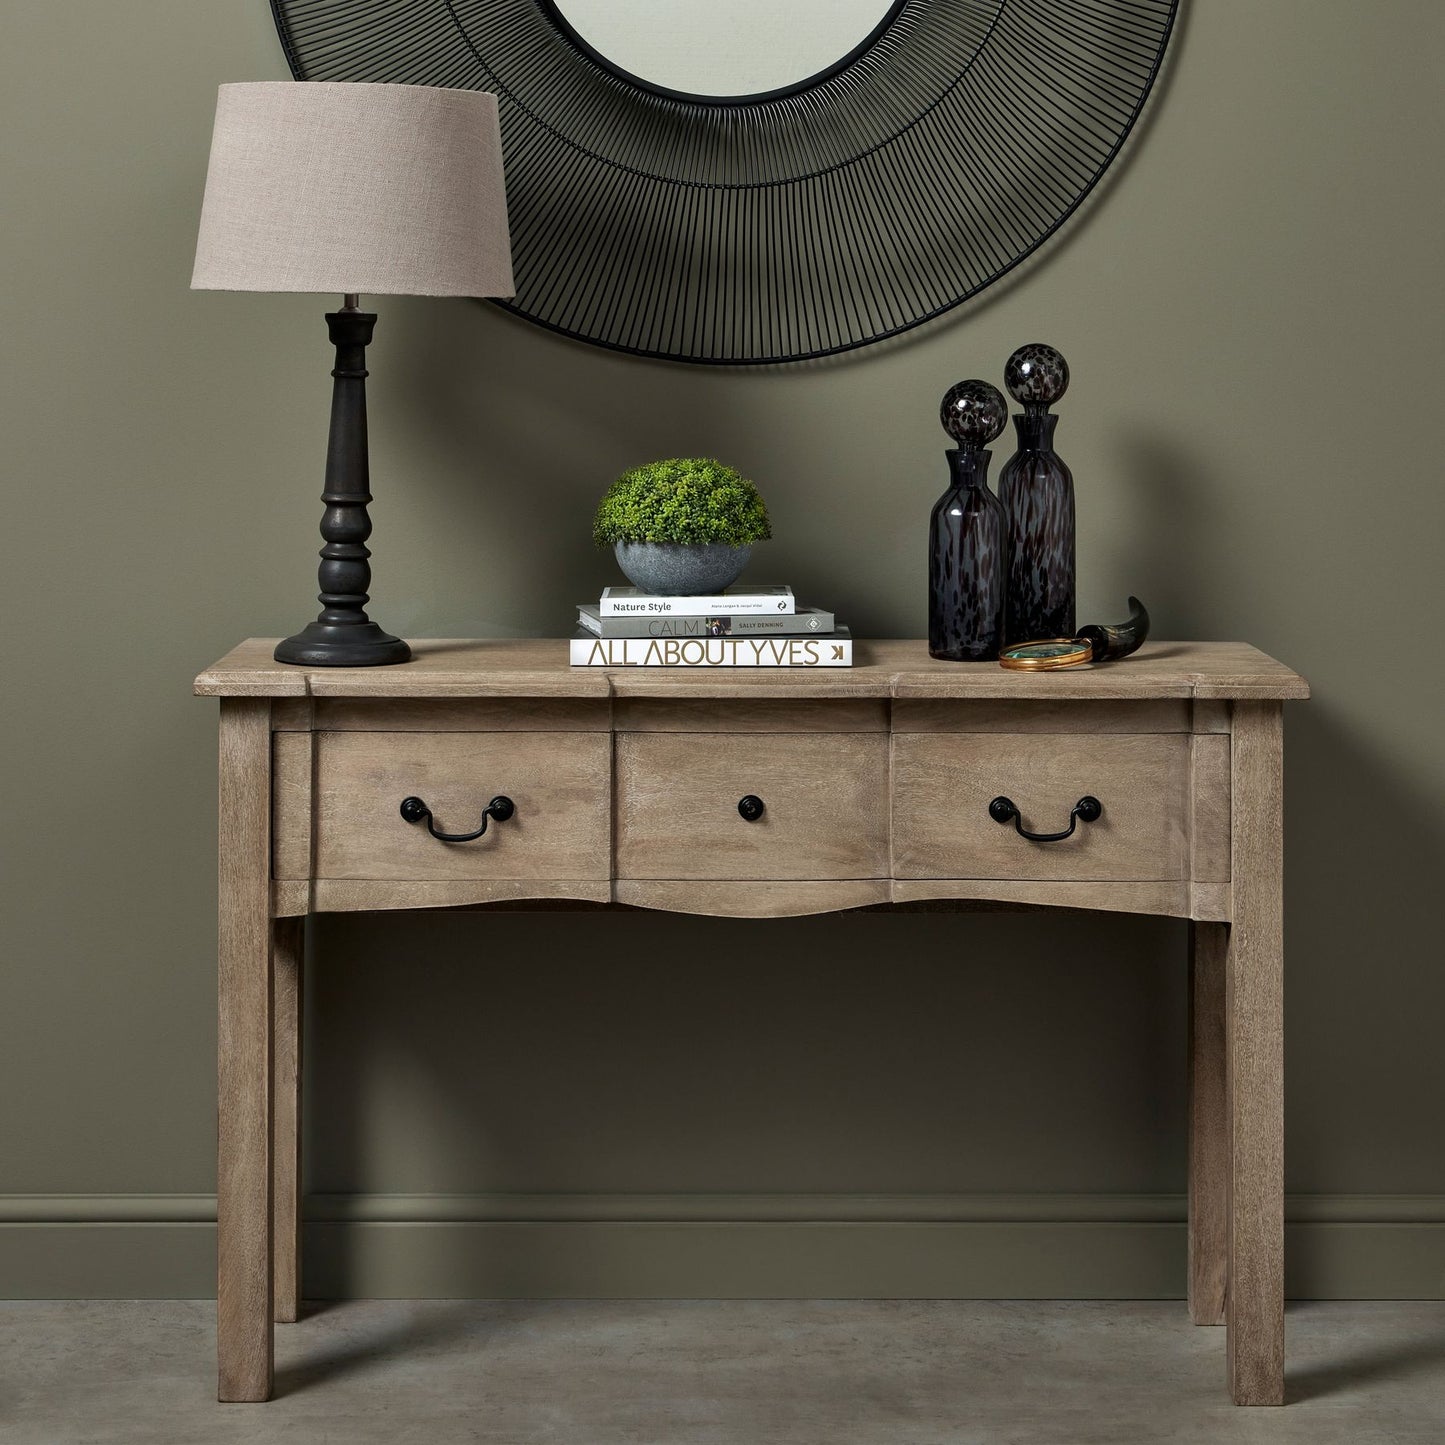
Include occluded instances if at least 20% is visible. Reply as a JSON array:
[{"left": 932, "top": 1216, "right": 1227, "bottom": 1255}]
[
  {"left": 616, "top": 732, "right": 890, "bottom": 880},
  {"left": 892, "top": 732, "right": 1190, "bottom": 881},
  {"left": 310, "top": 731, "right": 610, "bottom": 880}
]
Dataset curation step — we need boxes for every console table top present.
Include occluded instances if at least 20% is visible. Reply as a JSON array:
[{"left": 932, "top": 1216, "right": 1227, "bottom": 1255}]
[
  {"left": 197, "top": 638, "right": 1317, "bottom": 699},
  {"left": 196, "top": 639, "right": 1308, "bottom": 702}
]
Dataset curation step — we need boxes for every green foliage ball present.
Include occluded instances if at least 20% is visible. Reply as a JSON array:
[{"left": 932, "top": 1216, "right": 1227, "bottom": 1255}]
[{"left": 592, "top": 458, "right": 772, "bottom": 547}]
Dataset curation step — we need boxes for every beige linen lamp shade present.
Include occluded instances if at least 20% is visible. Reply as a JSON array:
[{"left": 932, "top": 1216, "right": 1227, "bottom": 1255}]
[{"left": 192, "top": 81, "right": 513, "bottom": 297}]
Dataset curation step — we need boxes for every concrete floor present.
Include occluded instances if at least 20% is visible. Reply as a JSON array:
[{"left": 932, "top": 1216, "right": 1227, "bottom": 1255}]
[{"left": 2, "top": 1300, "right": 1443, "bottom": 1444}]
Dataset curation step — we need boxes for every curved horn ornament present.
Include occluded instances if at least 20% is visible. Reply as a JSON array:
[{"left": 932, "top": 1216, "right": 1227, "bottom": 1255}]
[{"left": 1079, "top": 596, "right": 1151, "bottom": 663}]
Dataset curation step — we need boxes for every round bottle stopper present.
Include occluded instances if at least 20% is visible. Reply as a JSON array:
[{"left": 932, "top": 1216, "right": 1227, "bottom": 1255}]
[
  {"left": 1004, "top": 343, "right": 1069, "bottom": 409},
  {"left": 940, "top": 379, "right": 1007, "bottom": 450}
]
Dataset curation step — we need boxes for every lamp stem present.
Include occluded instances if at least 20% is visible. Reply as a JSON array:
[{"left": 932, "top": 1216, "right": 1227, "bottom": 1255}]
[{"left": 272, "top": 307, "right": 410, "bottom": 666}]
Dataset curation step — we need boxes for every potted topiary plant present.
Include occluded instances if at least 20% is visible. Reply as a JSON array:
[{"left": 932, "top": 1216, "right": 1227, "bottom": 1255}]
[{"left": 592, "top": 458, "right": 772, "bottom": 594}]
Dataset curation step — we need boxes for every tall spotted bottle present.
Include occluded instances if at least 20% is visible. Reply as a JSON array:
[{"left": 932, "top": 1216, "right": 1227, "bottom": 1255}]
[
  {"left": 929, "top": 380, "right": 1008, "bottom": 661},
  {"left": 998, "top": 343, "right": 1075, "bottom": 643}
]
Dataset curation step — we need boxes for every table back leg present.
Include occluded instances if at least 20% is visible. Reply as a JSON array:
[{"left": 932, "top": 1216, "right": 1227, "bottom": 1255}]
[
  {"left": 272, "top": 916, "right": 304, "bottom": 1323},
  {"left": 1188, "top": 919, "right": 1228, "bottom": 1325}
]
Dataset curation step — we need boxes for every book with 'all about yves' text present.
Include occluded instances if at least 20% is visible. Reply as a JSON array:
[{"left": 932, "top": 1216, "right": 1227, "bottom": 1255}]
[{"left": 570, "top": 629, "right": 852, "bottom": 667}]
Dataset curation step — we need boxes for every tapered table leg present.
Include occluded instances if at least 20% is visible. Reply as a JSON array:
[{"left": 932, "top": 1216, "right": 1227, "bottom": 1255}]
[
  {"left": 272, "top": 916, "right": 304, "bottom": 1324},
  {"left": 217, "top": 699, "right": 275, "bottom": 1402},
  {"left": 1225, "top": 702, "right": 1285, "bottom": 1405},
  {"left": 1188, "top": 920, "right": 1228, "bottom": 1325}
]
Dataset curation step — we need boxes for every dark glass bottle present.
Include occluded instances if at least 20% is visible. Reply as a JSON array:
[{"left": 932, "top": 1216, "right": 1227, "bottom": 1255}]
[
  {"left": 930, "top": 381, "right": 1008, "bottom": 661},
  {"left": 998, "top": 344, "right": 1075, "bottom": 643}
]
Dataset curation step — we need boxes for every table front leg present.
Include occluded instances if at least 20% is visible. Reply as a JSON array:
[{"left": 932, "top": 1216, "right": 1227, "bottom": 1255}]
[
  {"left": 217, "top": 699, "right": 275, "bottom": 1402},
  {"left": 1188, "top": 920, "right": 1228, "bottom": 1325},
  {"left": 1225, "top": 702, "right": 1285, "bottom": 1406},
  {"left": 272, "top": 916, "right": 304, "bottom": 1324}
]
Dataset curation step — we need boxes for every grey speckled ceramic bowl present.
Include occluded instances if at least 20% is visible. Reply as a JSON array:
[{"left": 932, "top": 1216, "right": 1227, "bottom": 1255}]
[{"left": 613, "top": 541, "right": 752, "bottom": 595}]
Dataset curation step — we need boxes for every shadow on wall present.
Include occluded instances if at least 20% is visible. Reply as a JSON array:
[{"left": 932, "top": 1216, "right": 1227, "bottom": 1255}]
[
  {"left": 297, "top": 684, "right": 1445, "bottom": 1297},
  {"left": 1094, "top": 431, "right": 1230, "bottom": 622},
  {"left": 298, "top": 348, "right": 1445, "bottom": 1300},
  {"left": 303, "top": 906, "right": 1188, "bottom": 1295},
  {"left": 373, "top": 299, "right": 802, "bottom": 638},
  {"left": 1107, "top": 430, "right": 1445, "bottom": 1190},
  {"left": 1283, "top": 702, "right": 1445, "bottom": 1190}
]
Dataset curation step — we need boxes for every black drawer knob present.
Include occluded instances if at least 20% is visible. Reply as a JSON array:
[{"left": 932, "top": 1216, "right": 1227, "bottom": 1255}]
[
  {"left": 400, "top": 794, "right": 514, "bottom": 842},
  {"left": 989, "top": 794, "right": 1101, "bottom": 842},
  {"left": 738, "top": 795, "right": 766, "bottom": 822}
]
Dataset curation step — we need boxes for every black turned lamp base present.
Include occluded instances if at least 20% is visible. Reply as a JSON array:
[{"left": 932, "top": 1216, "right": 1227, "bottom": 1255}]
[
  {"left": 274, "top": 621, "right": 411, "bottom": 668},
  {"left": 272, "top": 303, "right": 413, "bottom": 669}
]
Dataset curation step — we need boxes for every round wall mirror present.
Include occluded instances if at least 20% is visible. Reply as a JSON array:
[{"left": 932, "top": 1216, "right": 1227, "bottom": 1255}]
[
  {"left": 541, "top": 0, "right": 904, "bottom": 101},
  {"left": 271, "top": 0, "right": 1179, "bottom": 364}
]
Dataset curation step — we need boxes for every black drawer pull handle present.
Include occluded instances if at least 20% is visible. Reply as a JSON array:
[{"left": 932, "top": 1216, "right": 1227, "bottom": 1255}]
[
  {"left": 399, "top": 794, "right": 515, "bottom": 842},
  {"left": 989, "top": 795, "right": 1102, "bottom": 842},
  {"left": 738, "top": 795, "right": 766, "bottom": 822}
]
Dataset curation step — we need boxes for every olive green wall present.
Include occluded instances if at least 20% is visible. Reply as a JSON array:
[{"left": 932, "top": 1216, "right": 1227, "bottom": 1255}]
[{"left": 3, "top": 1, "right": 1442, "bottom": 1298}]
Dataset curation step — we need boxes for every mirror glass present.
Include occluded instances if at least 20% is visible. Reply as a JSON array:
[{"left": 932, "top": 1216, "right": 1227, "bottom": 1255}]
[{"left": 548, "top": 0, "right": 901, "bottom": 100}]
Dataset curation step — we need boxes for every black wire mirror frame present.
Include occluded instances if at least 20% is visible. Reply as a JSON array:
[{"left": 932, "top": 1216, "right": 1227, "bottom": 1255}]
[{"left": 269, "top": 0, "right": 1178, "bottom": 366}]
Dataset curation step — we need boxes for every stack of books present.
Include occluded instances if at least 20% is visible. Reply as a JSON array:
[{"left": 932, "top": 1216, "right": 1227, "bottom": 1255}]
[{"left": 570, "top": 585, "right": 852, "bottom": 667}]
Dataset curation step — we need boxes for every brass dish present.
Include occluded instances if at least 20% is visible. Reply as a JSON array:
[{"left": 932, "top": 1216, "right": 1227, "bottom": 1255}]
[{"left": 998, "top": 639, "right": 1094, "bottom": 671}]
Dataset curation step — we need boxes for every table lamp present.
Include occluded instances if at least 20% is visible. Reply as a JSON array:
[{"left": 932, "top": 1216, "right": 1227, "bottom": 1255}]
[{"left": 192, "top": 82, "right": 514, "bottom": 666}]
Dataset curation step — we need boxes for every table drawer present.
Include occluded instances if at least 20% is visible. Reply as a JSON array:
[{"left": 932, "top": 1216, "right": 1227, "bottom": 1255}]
[
  {"left": 892, "top": 733, "right": 1190, "bottom": 881},
  {"left": 309, "top": 731, "right": 610, "bottom": 880},
  {"left": 616, "top": 733, "right": 889, "bottom": 881}
]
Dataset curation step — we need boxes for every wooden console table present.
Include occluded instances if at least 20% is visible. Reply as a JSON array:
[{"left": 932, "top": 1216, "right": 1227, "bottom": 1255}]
[{"left": 195, "top": 639, "right": 1308, "bottom": 1405}]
